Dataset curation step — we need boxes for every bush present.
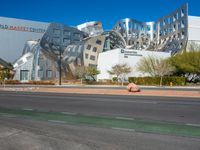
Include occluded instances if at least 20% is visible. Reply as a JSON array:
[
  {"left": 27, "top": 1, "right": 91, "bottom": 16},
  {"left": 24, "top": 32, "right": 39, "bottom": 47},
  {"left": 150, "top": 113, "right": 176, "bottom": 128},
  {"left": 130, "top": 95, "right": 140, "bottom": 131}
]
[
  {"left": 28, "top": 80, "right": 55, "bottom": 85},
  {"left": 128, "top": 76, "right": 186, "bottom": 86}
]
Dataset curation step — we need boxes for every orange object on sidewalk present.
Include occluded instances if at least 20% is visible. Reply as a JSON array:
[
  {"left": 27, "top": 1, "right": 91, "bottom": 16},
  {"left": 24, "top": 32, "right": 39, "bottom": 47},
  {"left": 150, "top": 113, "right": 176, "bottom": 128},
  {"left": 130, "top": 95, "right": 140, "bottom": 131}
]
[{"left": 127, "top": 83, "right": 141, "bottom": 92}]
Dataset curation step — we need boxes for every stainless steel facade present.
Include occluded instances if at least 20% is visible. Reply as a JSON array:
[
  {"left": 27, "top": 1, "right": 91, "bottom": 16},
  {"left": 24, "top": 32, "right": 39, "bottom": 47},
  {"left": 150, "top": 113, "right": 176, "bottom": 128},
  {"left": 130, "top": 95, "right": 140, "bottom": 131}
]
[
  {"left": 13, "top": 4, "right": 190, "bottom": 81},
  {"left": 113, "top": 3, "right": 188, "bottom": 54}
]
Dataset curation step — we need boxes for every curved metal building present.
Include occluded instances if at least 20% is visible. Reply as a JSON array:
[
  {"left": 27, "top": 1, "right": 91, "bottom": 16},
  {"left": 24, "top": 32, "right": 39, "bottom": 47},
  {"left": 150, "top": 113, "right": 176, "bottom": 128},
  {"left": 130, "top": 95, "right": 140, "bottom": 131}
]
[{"left": 12, "top": 3, "right": 200, "bottom": 81}]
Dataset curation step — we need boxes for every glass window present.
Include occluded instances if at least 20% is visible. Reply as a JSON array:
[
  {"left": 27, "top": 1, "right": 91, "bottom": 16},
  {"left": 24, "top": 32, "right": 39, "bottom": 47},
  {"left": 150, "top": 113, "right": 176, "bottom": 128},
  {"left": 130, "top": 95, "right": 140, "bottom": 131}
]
[
  {"left": 46, "top": 70, "right": 52, "bottom": 78},
  {"left": 74, "top": 33, "right": 80, "bottom": 38},
  {"left": 90, "top": 55, "right": 95, "bottom": 61},
  {"left": 63, "top": 38, "right": 70, "bottom": 45},
  {"left": 53, "top": 37, "right": 60, "bottom": 44},
  {"left": 85, "top": 53, "right": 88, "bottom": 59},
  {"left": 20, "top": 70, "right": 29, "bottom": 81},
  {"left": 63, "top": 30, "right": 70, "bottom": 36},
  {"left": 38, "top": 70, "right": 43, "bottom": 78},
  {"left": 53, "top": 29, "right": 61, "bottom": 35},
  {"left": 96, "top": 39, "right": 102, "bottom": 45},
  {"left": 87, "top": 44, "right": 91, "bottom": 50},
  {"left": 92, "top": 47, "right": 97, "bottom": 52},
  {"left": 147, "top": 25, "right": 151, "bottom": 31}
]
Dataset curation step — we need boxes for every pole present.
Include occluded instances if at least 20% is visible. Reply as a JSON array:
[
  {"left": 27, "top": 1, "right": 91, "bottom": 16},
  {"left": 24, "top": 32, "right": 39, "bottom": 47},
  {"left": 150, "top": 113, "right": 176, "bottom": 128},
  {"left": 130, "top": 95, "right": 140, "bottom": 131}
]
[{"left": 59, "top": 48, "right": 62, "bottom": 85}]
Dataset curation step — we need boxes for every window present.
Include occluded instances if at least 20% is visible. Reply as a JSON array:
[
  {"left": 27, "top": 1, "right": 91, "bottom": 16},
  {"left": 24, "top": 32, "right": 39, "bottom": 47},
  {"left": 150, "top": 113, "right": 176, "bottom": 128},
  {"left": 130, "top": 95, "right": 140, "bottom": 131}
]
[
  {"left": 92, "top": 47, "right": 97, "bottom": 52},
  {"left": 74, "top": 33, "right": 80, "bottom": 38},
  {"left": 85, "top": 53, "right": 88, "bottom": 59},
  {"left": 53, "top": 29, "right": 61, "bottom": 34},
  {"left": 46, "top": 70, "right": 52, "bottom": 78},
  {"left": 147, "top": 25, "right": 151, "bottom": 31},
  {"left": 90, "top": 55, "right": 95, "bottom": 61},
  {"left": 96, "top": 39, "right": 102, "bottom": 45},
  {"left": 63, "top": 38, "right": 70, "bottom": 45},
  {"left": 38, "top": 70, "right": 43, "bottom": 78},
  {"left": 63, "top": 30, "right": 70, "bottom": 36},
  {"left": 20, "top": 70, "right": 29, "bottom": 81},
  {"left": 87, "top": 44, "right": 91, "bottom": 50},
  {"left": 53, "top": 37, "right": 60, "bottom": 44},
  {"left": 47, "top": 59, "right": 51, "bottom": 67}
]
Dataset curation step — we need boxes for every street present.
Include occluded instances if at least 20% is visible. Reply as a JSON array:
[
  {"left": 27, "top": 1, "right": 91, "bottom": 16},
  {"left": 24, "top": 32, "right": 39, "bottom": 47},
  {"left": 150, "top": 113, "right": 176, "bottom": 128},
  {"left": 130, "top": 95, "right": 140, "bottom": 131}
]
[{"left": 0, "top": 91, "right": 200, "bottom": 150}]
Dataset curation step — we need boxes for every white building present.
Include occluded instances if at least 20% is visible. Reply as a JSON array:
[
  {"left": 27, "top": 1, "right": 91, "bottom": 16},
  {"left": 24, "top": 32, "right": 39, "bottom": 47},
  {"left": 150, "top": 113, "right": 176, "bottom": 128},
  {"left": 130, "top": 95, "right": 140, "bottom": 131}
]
[
  {"left": 188, "top": 16, "right": 200, "bottom": 44},
  {"left": 97, "top": 49, "right": 171, "bottom": 81},
  {"left": 0, "top": 17, "right": 49, "bottom": 62}
]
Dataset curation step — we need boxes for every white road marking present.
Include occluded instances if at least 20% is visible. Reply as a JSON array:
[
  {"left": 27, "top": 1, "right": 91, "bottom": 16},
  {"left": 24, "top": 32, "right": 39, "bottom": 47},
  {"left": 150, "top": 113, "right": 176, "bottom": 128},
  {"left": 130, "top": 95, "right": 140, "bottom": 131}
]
[
  {"left": 111, "top": 127, "right": 135, "bottom": 132},
  {"left": 115, "top": 117, "right": 135, "bottom": 120},
  {"left": 186, "top": 123, "right": 200, "bottom": 127},
  {"left": 61, "top": 112, "right": 77, "bottom": 115},
  {"left": 48, "top": 120, "right": 66, "bottom": 124}
]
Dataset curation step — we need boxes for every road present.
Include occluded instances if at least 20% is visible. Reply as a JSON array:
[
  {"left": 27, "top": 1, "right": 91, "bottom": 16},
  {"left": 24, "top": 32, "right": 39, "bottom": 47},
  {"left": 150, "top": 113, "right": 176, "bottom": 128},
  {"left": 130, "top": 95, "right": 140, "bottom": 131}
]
[
  {"left": 0, "top": 91, "right": 200, "bottom": 150},
  {"left": 0, "top": 91, "right": 200, "bottom": 124}
]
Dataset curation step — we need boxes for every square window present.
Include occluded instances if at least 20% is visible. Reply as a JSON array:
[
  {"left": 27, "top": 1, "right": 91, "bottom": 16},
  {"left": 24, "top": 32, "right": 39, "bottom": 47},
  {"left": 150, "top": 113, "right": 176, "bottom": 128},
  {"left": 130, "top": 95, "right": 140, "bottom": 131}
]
[
  {"left": 90, "top": 55, "right": 95, "bottom": 61},
  {"left": 93, "top": 47, "right": 97, "bottom": 52}
]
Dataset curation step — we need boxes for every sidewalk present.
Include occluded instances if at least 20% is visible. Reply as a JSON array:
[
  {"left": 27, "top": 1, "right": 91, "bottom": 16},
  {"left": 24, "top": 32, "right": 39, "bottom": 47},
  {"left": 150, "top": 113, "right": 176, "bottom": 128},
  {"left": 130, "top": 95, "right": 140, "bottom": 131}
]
[
  {"left": 1, "top": 86, "right": 200, "bottom": 98},
  {"left": 32, "top": 87, "right": 200, "bottom": 98}
]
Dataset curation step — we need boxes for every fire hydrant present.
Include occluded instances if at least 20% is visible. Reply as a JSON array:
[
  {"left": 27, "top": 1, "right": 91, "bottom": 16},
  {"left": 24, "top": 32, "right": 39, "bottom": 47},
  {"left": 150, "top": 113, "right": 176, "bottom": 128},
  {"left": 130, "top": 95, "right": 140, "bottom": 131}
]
[{"left": 127, "top": 83, "right": 141, "bottom": 92}]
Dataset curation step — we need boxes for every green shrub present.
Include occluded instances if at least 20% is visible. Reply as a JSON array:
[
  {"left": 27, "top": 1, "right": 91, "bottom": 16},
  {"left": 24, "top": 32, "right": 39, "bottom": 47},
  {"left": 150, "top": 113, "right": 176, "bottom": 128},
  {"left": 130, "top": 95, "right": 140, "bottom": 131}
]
[{"left": 128, "top": 76, "right": 186, "bottom": 86}]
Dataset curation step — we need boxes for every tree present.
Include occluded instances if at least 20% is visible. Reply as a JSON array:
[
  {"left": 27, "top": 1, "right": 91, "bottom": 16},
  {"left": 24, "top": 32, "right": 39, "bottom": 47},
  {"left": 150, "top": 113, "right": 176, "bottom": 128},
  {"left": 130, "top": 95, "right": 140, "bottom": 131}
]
[
  {"left": 0, "top": 63, "right": 14, "bottom": 81},
  {"left": 75, "top": 66, "right": 87, "bottom": 84},
  {"left": 75, "top": 66, "right": 100, "bottom": 83},
  {"left": 137, "top": 56, "right": 175, "bottom": 86},
  {"left": 169, "top": 50, "right": 200, "bottom": 82},
  {"left": 85, "top": 66, "right": 100, "bottom": 81},
  {"left": 107, "top": 63, "right": 132, "bottom": 85}
]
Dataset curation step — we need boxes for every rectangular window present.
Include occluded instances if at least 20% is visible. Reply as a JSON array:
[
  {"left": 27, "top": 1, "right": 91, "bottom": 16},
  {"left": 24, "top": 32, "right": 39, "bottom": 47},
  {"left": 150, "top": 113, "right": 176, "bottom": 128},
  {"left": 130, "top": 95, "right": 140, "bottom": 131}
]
[
  {"left": 96, "top": 39, "right": 102, "bottom": 45},
  {"left": 63, "top": 38, "right": 70, "bottom": 45},
  {"left": 46, "top": 70, "right": 52, "bottom": 78},
  {"left": 53, "top": 29, "right": 61, "bottom": 35},
  {"left": 85, "top": 53, "right": 88, "bottom": 59},
  {"left": 53, "top": 37, "right": 60, "bottom": 44},
  {"left": 87, "top": 44, "right": 91, "bottom": 50},
  {"left": 47, "top": 59, "right": 51, "bottom": 67},
  {"left": 74, "top": 33, "right": 80, "bottom": 38},
  {"left": 20, "top": 70, "right": 29, "bottom": 81},
  {"left": 90, "top": 55, "right": 95, "bottom": 61},
  {"left": 63, "top": 30, "right": 71, "bottom": 36},
  {"left": 92, "top": 47, "right": 97, "bottom": 52},
  {"left": 38, "top": 70, "right": 43, "bottom": 78}
]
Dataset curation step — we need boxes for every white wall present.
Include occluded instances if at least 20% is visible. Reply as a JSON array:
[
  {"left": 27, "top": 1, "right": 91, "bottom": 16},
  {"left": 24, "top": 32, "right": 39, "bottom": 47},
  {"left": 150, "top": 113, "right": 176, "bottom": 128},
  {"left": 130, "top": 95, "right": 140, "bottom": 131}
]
[
  {"left": 0, "top": 17, "right": 49, "bottom": 62},
  {"left": 97, "top": 49, "right": 171, "bottom": 81},
  {"left": 188, "top": 16, "right": 200, "bottom": 42}
]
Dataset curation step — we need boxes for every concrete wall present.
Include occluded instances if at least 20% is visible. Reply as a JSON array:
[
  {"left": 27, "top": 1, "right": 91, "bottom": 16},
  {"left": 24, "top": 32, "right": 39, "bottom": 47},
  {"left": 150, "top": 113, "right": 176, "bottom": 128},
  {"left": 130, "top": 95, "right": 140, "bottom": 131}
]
[
  {"left": 97, "top": 49, "right": 171, "bottom": 81},
  {"left": 0, "top": 17, "right": 49, "bottom": 62}
]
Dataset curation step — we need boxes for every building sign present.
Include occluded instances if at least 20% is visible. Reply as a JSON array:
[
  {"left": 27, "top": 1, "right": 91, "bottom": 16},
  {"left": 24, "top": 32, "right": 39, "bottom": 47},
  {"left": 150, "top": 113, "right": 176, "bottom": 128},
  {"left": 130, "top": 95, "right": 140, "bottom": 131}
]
[
  {"left": 0, "top": 23, "right": 46, "bottom": 33},
  {"left": 121, "top": 49, "right": 143, "bottom": 58}
]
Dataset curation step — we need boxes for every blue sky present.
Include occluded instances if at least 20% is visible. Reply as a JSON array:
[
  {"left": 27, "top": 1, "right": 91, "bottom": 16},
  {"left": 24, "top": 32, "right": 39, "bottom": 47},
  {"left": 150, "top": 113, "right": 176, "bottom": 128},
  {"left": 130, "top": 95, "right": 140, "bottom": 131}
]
[{"left": 1, "top": 0, "right": 200, "bottom": 29}]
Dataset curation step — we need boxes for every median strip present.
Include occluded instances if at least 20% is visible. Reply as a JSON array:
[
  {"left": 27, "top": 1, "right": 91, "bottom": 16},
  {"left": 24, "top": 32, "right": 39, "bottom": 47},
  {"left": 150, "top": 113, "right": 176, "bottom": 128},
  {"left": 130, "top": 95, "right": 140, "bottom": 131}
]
[{"left": 0, "top": 107, "right": 200, "bottom": 138}]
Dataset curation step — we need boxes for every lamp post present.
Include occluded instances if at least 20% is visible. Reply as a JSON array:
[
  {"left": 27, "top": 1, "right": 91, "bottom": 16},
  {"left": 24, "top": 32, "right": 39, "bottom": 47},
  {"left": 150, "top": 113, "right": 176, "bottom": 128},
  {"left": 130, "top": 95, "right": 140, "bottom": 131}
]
[{"left": 58, "top": 48, "right": 62, "bottom": 85}]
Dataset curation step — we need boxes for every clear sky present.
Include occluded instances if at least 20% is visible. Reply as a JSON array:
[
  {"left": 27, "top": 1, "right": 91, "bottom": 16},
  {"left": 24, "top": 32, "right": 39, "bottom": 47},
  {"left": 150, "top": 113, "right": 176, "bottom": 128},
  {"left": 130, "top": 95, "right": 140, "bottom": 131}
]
[{"left": 1, "top": 0, "right": 200, "bottom": 29}]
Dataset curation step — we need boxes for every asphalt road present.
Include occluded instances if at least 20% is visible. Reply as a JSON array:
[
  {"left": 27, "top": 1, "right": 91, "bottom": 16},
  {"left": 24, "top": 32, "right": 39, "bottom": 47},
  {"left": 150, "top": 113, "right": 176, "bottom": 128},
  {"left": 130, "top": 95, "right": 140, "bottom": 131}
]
[
  {"left": 0, "top": 116, "right": 200, "bottom": 150},
  {"left": 0, "top": 91, "right": 200, "bottom": 124}
]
